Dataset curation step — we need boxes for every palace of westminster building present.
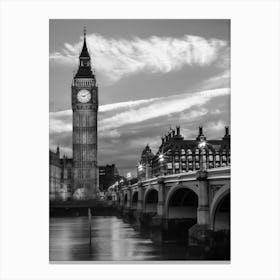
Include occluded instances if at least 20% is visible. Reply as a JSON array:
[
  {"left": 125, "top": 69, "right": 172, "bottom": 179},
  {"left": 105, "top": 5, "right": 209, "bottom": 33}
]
[{"left": 137, "top": 125, "right": 230, "bottom": 180}]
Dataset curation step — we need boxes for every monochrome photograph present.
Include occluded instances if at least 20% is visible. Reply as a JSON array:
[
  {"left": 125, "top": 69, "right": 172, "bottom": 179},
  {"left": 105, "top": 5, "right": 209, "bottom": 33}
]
[
  {"left": 49, "top": 19, "right": 230, "bottom": 262},
  {"left": 2, "top": 0, "right": 280, "bottom": 279}
]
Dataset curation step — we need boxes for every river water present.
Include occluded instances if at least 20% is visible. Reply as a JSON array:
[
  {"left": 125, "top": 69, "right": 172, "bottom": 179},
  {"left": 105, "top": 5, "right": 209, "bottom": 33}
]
[{"left": 49, "top": 216, "right": 189, "bottom": 261}]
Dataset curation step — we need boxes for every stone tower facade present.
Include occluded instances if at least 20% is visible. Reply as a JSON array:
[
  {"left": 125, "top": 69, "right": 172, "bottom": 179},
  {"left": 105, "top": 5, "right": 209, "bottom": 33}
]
[{"left": 71, "top": 28, "right": 98, "bottom": 199}]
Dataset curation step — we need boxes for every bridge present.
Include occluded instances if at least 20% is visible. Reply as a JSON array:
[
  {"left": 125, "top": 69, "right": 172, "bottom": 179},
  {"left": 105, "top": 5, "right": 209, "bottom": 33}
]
[{"left": 115, "top": 167, "right": 230, "bottom": 250}]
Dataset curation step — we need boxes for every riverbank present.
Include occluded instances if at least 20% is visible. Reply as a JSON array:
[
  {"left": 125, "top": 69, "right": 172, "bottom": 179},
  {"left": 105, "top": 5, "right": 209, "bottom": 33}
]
[{"left": 49, "top": 200, "right": 119, "bottom": 217}]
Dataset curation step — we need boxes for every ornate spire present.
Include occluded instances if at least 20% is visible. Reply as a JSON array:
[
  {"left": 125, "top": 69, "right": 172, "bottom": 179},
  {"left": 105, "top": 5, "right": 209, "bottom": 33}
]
[
  {"left": 75, "top": 27, "right": 94, "bottom": 78},
  {"left": 80, "top": 26, "right": 90, "bottom": 58}
]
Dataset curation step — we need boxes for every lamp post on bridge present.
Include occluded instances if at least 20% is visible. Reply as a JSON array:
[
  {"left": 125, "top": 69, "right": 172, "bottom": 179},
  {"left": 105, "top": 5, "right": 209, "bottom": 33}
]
[
  {"left": 126, "top": 172, "right": 132, "bottom": 183},
  {"left": 197, "top": 138, "right": 209, "bottom": 225},
  {"left": 189, "top": 136, "right": 212, "bottom": 247},
  {"left": 198, "top": 139, "right": 207, "bottom": 172},
  {"left": 158, "top": 153, "right": 165, "bottom": 176},
  {"left": 137, "top": 163, "right": 144, "bottom": 180}
]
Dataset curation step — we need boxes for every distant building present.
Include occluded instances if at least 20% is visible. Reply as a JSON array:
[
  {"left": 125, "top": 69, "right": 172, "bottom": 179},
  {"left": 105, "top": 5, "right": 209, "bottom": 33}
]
[
  {"left": 49, "top": 147, "right": 61, "bottom": 201},
  {"left": 137, "top": 126, "right": 230, "bottom": 178},
  {"left": 60, "top": 155, "right": 73, "bottom": 200},
  {"left": 98, "top": 164, "right": 119, "bottom": 191},
  {"left": 137, "top": 145, "right": 154, "bottom": 180},
  {"left": 49, "top": 147, "right": 73, "bottom": 201},
  {"left": 49, "top": 149, "right": 122, "bottom": 200}
]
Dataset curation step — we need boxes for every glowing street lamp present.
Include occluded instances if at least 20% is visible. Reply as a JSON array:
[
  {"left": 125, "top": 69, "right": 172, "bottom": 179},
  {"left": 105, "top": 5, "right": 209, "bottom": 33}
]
[
  {"left": 158, "top": 153, "right": 165, "bottom": 176},
  {"left": 198, "top": 140, "right": 206, "bottom": 149},
  {"left": 159, "top": 153, "right": 164, "bottom": 162},
  {"left": 138, "top": 163, "right": 144, "bottom": 180},
  {"left": 126, "top": 172, "right": 132, "bottom": 186},
  {"left": 138, "top": 163, "right": 143, "bottom": 172},
  {"left": 198, "top": 140, "right": 207, "bottom": 171}
]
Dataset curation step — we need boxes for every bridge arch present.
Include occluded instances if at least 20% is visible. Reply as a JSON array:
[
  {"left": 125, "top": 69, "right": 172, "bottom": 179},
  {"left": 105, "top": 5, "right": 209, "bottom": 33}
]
[
  {"left": 165, "top": 184, "right": 198, "bottom": 219},
  {"left": 165, "top": 183, "right": 198, "bottom": 211},
  {"left": 143, "top": 188, "right": 158, "bottom": 213},
  {"left": 131, "top": 191, "right": 138, "bottom": 210},
  {"left": 210, "top": 185, "right": 230, "bottom": 231}
]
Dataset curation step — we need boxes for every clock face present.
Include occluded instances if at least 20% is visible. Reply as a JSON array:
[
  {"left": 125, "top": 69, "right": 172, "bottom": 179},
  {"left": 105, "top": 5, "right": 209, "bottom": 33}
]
[{"left": 77, "top": 89, "right": 91, "bottom": 103}]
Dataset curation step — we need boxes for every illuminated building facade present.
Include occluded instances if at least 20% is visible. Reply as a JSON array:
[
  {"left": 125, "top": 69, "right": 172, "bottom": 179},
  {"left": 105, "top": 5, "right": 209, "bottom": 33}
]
[{"left": 151, "top": 126, "right": 230, "bottom": 177}]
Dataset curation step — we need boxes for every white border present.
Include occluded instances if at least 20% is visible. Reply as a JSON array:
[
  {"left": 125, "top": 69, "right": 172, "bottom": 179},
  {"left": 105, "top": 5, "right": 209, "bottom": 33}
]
[{"left": 0, "top": 0, "right": 280, "bottom": 279}]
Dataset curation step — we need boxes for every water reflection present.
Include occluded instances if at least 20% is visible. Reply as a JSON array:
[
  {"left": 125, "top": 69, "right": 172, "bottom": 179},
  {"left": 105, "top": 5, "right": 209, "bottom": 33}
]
[{"left": 49, "top": 216, "right": 188, "bottom": 261}]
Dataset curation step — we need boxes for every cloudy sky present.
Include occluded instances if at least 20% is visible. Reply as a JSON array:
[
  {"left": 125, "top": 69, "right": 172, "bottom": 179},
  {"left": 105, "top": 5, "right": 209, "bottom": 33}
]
[{"left": 49, "top": 19, "right": 230, "bottom": 176}]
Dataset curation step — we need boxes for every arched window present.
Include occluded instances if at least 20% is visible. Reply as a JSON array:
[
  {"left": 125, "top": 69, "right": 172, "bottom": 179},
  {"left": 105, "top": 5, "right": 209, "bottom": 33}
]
[{"left": 209, "top": 150, "right": 214, "bottom": 162}]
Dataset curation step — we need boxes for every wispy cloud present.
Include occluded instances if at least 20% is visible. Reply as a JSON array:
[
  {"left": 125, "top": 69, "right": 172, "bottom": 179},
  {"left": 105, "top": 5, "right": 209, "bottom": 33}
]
[
  {"left": 99, "top": 87, "right": 230, "bottom": 131},
  {"left": 50, "top": 33, "right": 229, "bottom": 82},
  {"left": 50, "top": 87, "right": 230, "bottom": 135},
  {"left": 99, "top": 98, "right": 159, "bottom": 112},
  {"left": 198, "top": 69, "right": 230, "bottom": 91},
  {"left": 180, "top": 108, "right": 209, "bottom": 120},
  {"left": 206, "top": 120, "right": 226, "bottom": 132}
]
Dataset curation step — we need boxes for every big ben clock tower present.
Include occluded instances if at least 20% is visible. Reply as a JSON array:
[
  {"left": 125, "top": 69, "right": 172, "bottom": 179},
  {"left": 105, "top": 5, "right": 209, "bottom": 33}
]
[{"left": 72, "top": 28, "right": 98, "bottom": 199}]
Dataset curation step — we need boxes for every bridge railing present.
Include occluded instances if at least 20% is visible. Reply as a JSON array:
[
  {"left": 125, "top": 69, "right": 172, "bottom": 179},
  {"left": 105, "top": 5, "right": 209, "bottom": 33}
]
[{"left": 119, "top": 166, "right": 230, "bottom": 192}]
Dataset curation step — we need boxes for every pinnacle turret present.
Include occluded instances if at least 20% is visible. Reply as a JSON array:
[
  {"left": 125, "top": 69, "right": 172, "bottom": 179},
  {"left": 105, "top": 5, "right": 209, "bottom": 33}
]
[
  {"left": 79, "top": 26, "right": 90, "bottom": 58},
  {"left": 74, "top": 26, "right": 94, "bottom": 79}
]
